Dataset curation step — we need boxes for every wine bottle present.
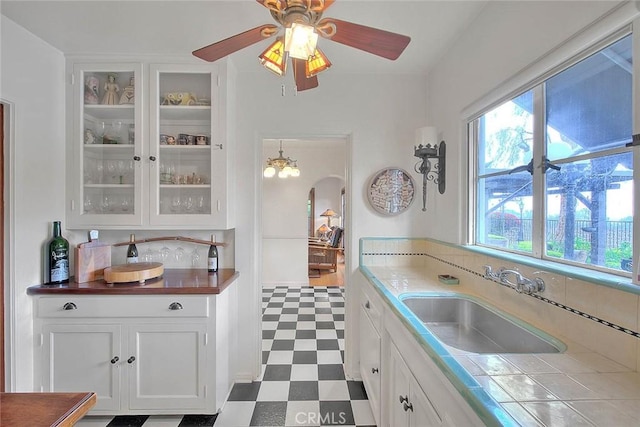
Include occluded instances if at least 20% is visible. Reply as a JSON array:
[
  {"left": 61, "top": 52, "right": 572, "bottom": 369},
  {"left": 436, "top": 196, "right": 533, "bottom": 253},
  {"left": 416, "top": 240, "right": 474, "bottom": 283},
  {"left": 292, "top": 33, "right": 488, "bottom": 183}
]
[
  {"left": 207, "top": 235, "right": 218, "bottom": 273},
  {"left": 48, "top": 221, "right": 69, "bottom": 284},
  {"left": 126, "top": 234, "right": 138, "bottom": 264}
]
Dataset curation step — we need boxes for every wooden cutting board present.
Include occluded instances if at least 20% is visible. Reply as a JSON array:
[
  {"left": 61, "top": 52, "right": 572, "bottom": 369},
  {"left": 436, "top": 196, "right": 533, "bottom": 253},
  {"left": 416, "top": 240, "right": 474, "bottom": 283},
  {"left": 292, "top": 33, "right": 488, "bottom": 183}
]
[
  {"left": 75, "top": 242, "right": 111, "bottom": 283},
  {"left": 103, "top": 262, "right": 164, "bottom": 284}
]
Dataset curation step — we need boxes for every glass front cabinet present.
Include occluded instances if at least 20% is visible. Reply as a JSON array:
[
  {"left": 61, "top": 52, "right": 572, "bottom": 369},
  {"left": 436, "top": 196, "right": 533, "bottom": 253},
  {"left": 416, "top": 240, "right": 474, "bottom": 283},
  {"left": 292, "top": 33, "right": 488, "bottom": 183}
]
[{"left": 67, "top": 61, "right": 234, "bottom": 229}]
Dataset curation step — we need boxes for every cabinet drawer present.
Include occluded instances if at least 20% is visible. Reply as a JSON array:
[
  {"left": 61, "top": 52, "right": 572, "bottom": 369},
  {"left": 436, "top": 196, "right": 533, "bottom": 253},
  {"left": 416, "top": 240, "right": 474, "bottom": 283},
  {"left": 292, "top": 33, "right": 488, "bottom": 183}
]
[
  {"left": 36, "top": 296, "right": 209, "bottom": 318},
  {"left": 361, "top": 284, "right": 383, "bottom": 333}
]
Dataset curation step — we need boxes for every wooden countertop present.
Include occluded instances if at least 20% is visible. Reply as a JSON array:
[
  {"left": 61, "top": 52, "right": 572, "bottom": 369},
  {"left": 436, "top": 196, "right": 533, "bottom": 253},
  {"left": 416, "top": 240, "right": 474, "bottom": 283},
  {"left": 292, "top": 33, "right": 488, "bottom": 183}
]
[
  {"left": 0, "top": 392, "right": 96, "bottom": 427},
  {"left": 27, "top": 268, "right": 239, "bottom": 295}
]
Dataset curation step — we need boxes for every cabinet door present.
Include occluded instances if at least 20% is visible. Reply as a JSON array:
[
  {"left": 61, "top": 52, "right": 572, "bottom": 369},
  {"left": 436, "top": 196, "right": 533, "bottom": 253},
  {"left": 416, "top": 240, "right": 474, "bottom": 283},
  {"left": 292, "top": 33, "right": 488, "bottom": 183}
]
[
  {"left": 68, "top": 62, "right": 144, "bottom": 228},
  {"left": 41, "top": 323, "right": 122, "bottom": 412},
  {"left": 148, "top": 64, "right": 225, "bottom": 228},
  {"left": 359, "top": 307, "right": 381, "bottom": 425},
  {"left": 127, "top": 323, "right": 207, "bottom": 410},
  {"left": 388, "top": 342, "right": 411, "bottom": 427},
  {"left": 388, "top": 342, "right": 441, "bottom": 427},
  {"left": 409, "top": 379, "right": 442, "bottom": 427}
]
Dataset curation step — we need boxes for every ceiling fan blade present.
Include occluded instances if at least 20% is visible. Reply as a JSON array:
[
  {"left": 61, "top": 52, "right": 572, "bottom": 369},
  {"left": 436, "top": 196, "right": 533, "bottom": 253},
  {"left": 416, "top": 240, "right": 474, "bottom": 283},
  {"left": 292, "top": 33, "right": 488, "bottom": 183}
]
[
  {"left": 317, "top": 18, "right": 410, "bottom": 60},
  {"left": 293, "top": 58, "right": 319, "bottom": 91},
  {"left": 312, "top": 0, "right": 336, "bottom": 12},
  {"left": 193, "top": 24, "right": 278, "bottom": 62}
]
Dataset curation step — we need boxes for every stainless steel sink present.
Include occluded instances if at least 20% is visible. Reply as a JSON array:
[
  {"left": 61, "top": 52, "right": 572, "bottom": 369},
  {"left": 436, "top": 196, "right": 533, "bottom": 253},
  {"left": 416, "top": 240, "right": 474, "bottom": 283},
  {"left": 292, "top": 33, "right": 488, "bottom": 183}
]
[{"left": 401, "top": 295, "right": 563, "bottom": 354}]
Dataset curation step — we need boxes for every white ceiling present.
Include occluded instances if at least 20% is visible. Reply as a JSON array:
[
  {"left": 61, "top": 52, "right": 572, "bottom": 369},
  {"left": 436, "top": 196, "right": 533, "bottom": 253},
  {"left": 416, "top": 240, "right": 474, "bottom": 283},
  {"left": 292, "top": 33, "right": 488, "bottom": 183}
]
[{"left": 1, "top": 0, "right": 487, "bottom": 75}]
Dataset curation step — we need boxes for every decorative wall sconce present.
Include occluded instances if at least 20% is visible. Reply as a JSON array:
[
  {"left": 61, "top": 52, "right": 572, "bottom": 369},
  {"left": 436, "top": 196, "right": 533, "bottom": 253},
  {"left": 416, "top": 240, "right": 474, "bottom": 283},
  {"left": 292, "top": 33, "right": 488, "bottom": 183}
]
[{"left": 413, "top": 127, "right": 446, "bottom": 211}]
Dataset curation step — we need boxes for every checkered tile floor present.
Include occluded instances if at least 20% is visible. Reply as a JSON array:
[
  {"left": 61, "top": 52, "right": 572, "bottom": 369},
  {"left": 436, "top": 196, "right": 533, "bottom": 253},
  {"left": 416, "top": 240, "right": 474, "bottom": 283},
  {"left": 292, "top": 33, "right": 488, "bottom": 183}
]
[{"left": 77, "top": 286, "right": 375, "bottom": 427}]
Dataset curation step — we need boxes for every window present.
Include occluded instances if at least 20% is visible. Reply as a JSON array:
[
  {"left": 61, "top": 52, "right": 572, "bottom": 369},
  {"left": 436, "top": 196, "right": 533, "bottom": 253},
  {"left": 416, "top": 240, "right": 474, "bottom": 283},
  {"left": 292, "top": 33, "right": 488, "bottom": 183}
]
[{"left": 470, "top": 34, "right": 633, "bottom": 275}]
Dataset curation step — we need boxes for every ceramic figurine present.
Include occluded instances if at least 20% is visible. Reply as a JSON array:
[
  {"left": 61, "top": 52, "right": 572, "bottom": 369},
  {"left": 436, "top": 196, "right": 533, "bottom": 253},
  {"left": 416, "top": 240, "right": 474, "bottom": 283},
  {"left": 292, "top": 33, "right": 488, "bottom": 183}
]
[
  {"left": 102, "top": 73, "right": 120, "bottom": 105},
  {"left": 119, "top": 76, "right": 135, "bottom": 104},
  {"left": 84, "top": 128, "right": 96, "bottom": 144},
  {"left": 84, "top": 76, "right": 99, "bottom": 105}
]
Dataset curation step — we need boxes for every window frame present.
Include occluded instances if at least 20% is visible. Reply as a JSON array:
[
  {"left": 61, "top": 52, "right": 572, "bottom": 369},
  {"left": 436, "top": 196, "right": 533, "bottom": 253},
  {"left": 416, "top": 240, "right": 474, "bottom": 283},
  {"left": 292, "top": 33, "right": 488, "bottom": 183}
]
[{"left": 467, "top": 25, "right": 636, "bottom": 279}]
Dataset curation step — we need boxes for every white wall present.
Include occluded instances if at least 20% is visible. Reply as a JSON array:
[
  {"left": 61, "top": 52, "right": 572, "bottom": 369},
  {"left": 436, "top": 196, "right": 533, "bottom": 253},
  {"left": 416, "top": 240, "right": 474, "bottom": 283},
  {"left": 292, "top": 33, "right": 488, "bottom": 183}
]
[
  {"left": 236, "top": 70, "right": 427, "bottom": 379},
  {"left": 1, "top": 16, "right": 66, "bottom": 390},
  {"left": 261, "top": 139, "right": 346, "bottom": 286},
  {"left": 425, "top": 0, "right": 626, "bottom": 244}
]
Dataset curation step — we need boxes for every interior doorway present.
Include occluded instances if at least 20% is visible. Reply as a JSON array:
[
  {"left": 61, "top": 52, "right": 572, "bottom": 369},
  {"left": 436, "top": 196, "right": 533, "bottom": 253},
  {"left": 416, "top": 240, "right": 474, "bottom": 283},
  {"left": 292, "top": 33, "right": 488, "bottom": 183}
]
[{"left": 260, "top": 137, "right": 347, "bottom": 289}]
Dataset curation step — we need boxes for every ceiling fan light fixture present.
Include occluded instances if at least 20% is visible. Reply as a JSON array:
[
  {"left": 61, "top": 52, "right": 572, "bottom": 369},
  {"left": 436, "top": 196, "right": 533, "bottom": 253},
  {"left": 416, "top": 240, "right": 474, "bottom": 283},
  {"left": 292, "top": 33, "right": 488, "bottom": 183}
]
[
  {"left": 259, "top": 38, "right": 287, "bottom": 76},
  {"left": 306, "top": 48, "right": 332, "bottom": 77},
  {"left": 285, "top": 22, "right": 318, "bottom": 60}
]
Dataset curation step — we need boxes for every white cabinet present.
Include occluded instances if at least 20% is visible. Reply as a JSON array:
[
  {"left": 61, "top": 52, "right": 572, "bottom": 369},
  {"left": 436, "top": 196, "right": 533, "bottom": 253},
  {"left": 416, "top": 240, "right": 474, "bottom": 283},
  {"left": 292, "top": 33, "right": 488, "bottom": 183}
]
[
  {"left": 68, "top": 63, "right": 144, "bottom": 228},
  {"left": 387, "top": 342, "right": 442, "bottom": 427},
  {"left": 128, "top": 323, "right": 207, "bottom": 410},
  {"left": 34, "top": 294, "right": 234, "bottom": 416},
  {"left": 381, "top": 300, "right": 484, "bottom": 427},
  {"left": 41, "top": 323, "right": 122, "bottom": 412},
  {"left": 66, "top": 60, "right": 235, "bottom": 229},
  {"left": 359, "top": 286, "right": 383, "bottom": 425},
  {"left": 357, "top": 278, "right": 484, "bottom": 427}
]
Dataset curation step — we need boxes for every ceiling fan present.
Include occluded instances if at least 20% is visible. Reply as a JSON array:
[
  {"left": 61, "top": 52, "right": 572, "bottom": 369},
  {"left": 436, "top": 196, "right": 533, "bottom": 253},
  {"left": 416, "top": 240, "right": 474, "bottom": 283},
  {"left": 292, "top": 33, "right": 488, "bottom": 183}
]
[{"left": 192, "top": 0, "right": 411, "bottom": 91}]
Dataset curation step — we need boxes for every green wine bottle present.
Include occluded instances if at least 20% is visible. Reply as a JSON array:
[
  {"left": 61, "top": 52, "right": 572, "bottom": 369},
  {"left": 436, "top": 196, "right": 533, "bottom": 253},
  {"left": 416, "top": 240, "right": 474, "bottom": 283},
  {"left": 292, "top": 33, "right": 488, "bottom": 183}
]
[
  {"left": 126, "top": 234, "right": 138, "bottom": 264},
  {"left": 48, "top": 221, "right": 69, "bottom": 284},
  {"left": 207, "top": 235, "right": 218, "bottom": 272}
]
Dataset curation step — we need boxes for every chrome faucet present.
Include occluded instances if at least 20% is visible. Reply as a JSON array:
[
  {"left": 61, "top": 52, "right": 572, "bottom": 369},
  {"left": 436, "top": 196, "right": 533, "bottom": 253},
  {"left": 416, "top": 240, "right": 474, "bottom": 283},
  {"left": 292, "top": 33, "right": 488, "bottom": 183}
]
[{"left": 483, "top": 265, "right": 545, "bottom": 295}]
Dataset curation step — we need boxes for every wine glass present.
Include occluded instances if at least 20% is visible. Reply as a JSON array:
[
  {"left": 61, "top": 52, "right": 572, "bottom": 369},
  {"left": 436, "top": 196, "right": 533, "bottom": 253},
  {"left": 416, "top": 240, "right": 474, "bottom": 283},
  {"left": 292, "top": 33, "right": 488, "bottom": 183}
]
[
  {"left": 170, "top": 196, "right": 182, "bottom": 213},
  {"left": 191, "top": 248, "right": 200, "bottom": 267},
  {"left": 110, "top": 121, "right": 123, "bottom": 142},
  {"left": 101, "top": 196, "right": 112, "bottom": 213},
  {"left": 93, "top": 161, "right": 104, "bottom": 184},
  {"left": 174, "top": 247, "right": 185, "bottom": 264},
  {"left": 106, "top": 160, "right": 117, "bottom": 184},
  {"left": 95, "top": 121, "right": 107, "bottom": 143},
  {"left": 196, "top": 195, "right": 206, "bottom": 213},
  {"left": 183, "top": 196, "right": 194, "bottom": 213},
  {"left": 160, "top": 246, "right": 171, "bottom": 262},
  {"left": 83, "top": 195, "right": 93, "bottom": 213}
]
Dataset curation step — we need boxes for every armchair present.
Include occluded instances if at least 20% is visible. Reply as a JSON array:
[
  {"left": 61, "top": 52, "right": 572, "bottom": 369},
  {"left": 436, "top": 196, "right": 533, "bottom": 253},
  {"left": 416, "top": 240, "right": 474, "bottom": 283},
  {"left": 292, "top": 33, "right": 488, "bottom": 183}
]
[{"left": 308, "top": 227, "right": 343, "bottom": 272}]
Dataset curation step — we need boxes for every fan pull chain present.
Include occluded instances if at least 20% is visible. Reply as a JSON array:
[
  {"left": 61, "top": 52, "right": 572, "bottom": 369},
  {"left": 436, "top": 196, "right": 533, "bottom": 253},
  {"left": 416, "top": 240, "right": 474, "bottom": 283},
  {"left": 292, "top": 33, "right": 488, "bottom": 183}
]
[{"left": 281, "top": 84, "right": 286, "bottom": 97}]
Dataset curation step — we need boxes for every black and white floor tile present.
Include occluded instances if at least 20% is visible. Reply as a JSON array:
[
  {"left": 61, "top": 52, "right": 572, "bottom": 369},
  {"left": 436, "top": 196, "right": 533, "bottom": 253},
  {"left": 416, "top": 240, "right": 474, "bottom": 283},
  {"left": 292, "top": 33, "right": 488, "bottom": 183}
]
[{"left": 77, "top": 286, "right": 375, "bottom": 427}]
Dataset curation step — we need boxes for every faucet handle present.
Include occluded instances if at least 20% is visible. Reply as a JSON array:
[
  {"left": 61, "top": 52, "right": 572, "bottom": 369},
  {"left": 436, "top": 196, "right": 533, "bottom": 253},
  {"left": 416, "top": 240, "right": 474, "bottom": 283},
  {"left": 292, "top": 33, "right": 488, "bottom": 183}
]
[{"left": 483, "top": 265, "right": 498, "bottom": 281}]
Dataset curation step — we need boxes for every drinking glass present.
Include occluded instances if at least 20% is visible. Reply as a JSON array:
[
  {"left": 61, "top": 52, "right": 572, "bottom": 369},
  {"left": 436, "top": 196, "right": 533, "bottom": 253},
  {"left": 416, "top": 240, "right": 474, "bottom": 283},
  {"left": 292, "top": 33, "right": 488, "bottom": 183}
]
[
  {"left": 191, "top": 249, "right": 200, "bottom": 267},
  {"left": 106, "top": 160, "right": 117, "bottom": 184},
  {"left": 170, "top": 196, "right": 182, "bottom": 213},
  {"left": 183, "top": 196, "right": 194, "bottom": 213},
  {"left": 95, "top": 121, "right": 107, "bottom": 143},
  {"left": 83, "top": 195, "right": 94, "bottom": 213},
  {"left": 174, "top": 247, "right": 185, "bottom": 263}
]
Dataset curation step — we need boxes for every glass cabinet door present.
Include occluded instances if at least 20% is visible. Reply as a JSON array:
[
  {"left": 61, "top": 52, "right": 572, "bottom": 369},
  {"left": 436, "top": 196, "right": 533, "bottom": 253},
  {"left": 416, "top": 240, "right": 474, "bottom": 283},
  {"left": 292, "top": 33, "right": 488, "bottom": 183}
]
[
  {"left": 149, "top": 65, "right": 217, "bottom": 226},
  {"left": 73, "top": 63, "right": 143, "bottom": 227}
]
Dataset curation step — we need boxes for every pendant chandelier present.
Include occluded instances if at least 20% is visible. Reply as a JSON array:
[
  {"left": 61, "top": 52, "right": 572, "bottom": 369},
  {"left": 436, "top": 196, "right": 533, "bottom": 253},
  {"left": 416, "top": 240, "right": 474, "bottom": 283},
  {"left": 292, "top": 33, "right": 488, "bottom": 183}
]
[{"left": 263, "top": 140, "right": 300, "bottom": 178}]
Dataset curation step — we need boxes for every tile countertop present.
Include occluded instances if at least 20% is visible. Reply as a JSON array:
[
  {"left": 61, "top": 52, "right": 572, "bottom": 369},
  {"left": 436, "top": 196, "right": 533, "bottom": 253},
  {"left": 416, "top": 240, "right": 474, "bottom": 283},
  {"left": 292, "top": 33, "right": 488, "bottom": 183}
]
[{"left": 360, "top": 265, "right": 640, "bottom": 427}]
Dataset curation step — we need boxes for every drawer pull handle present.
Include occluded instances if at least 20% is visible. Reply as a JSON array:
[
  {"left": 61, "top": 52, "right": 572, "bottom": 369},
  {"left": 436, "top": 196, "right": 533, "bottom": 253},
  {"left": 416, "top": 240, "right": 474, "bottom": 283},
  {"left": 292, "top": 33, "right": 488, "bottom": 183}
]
[
  {"left": 365, "top": 301, "right": 371, "bottom": 309},
  {"left": 127, "top": 356, "right": 136, "bottom": 364},
  {"left": 399, "top": 395, "right": 408, "bottom": 404},
  {"left": 371, "top": 367, "right": 379, "bottom": 374},
  {"left": 63, "top": 302, "right": 77, "bottom": 310},
  {"left": 169, "top": 302, "right": 183, "bottom": 310},
  {"left": 110, "top": 356, "right": 119, "bottom": 364},
  {"left": 403, "top": 402, "right": 414, "bottom": 412}
]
